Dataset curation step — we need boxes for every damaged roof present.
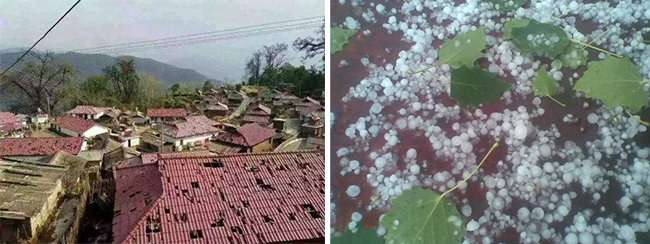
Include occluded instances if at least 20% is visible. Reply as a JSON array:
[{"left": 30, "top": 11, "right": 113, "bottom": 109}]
[
  {"left": 112, "top": 150, "right": 324, "bottom": 244},
  {"left": 0, "top": 137, "right": 85, "bottom": 156},
  {"left": 146, "top": 108, "right": 188, "bottom": 118}
]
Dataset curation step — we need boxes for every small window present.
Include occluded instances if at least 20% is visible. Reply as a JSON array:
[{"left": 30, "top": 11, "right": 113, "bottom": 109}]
[{"left": 189, "top": 230, "right": 203, "bottom": 239}]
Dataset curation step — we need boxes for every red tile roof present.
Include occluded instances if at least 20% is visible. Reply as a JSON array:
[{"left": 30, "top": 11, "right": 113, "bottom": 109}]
[
  {"left": 243, "top": 115, "right": 270, "bottom": 125},
  {"left": 54, "top": 116, "right": 98, "bottom": 133},
  {"left": 0, "top": 112, "right": 21, "bottom": 125},
  {"left": 113, "top": 151, "right": 325, "bottom": 244},
  {"left": 147, "top": 108, "right": 188, "bottom": 118},
  {"left": 247, "top": 104, "right": 271, "bottom": 116},
  {"left": 0, "top": 137, "right": 85, "bottom": 156},
  {"left": 65, "top": 105, "right": 111, "bottom": 115},
  {"left": 185, "top": 115, "right": 221, "bottom": 127},
  {"left": 215, "top": 123, "right": 276, "bottom": 147},
  {"left": 302, "top": 96, "right": 321, "bottom": 106},
  {"left": 156, "top": 121, "right": 220, "bottom": 139},
  {"left": 206, "top": 102, "right": 229, "bottom": 111}
]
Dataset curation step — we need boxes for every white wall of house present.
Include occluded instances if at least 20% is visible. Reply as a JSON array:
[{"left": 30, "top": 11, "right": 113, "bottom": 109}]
[
  {"left": 161, "top": 133, "right": 214, "bottom": 151},
  {"left": 83, "top": 125, "right": 109, "bottom": 138},
  {"left": 34, "top": 116, "right": 49, "bottom": 124},
  {"left": 121, "top": 137, "right": 140, "bottom": 147},
  {"left": 56, "top": 125, "right": 109, "bottom": 139},
  {"left": 81, "top": 141, "right": 88, "bottom": 151}
]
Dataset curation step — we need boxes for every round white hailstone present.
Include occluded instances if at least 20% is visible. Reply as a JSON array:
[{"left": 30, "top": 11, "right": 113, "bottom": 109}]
[
  {"left": 376, "top": 4, "right": 385, "bottom": 12},
  {"left": 502, "top": 121, "right": 512, "bottom": 131},
  {"left": 377, "top": 226, "right": 387, "bottom": 236},
  {"left": 412, "top": 102, "right": 422, "bottom": 111},
  {"left": 452, "top": 136, "right": 463, "bottom": 146},
  {"left": 540, "top": 144, "right": 552, "bottom": 158},
  {"left": 466, "top": 220, "right": 480, "bottom": 231},
  {"left": 514, "top": 56, "right": 524, "bottom": 65},
  {"left": 552, "top": 71, "right": 563, "bottom": 80},
  {"left": 532, "top": 97, "right": 541, "bottom": 106},
  {"left": 380, "top": 78, "right": 393, "bottom": 88},
  {"left": 348, "top": 221, "right": 357, "bottom": 230},
  {"left": 460, "top": 141, "right": 473, "bottom": 153},
  {"left": 557, "top": 205, "right": 569, "bottom": 216},
  {"left": 492, "top": 197, "right": 505, "bottom": 210},
  {"left": 410, "top": 164, "right": 421, "bottom": 175},
  {"left": 531, "top": 207, "right": 544, "bottom": 220},
  {"left": 370, "top": 103, "right": 383, "bottom": 114},
  {"left": 563, "top": 173, "right": 574, "bottom": 184},
  {"left": 637, "top": 149, "right": 649, "bottom": 159},
  {"left": 514, "top": 124, "right": 528, "bottom": 140},
  {"left": 620, "top": 225, "right": 635, "bottom": 240},
  {"left": 620, "top": 196, "right": 633, "bottom": 208},
  {"left": 631, "top": 184, "right": 643, "bottom": 197},
  {"left": 390, "top": 174, "right": 398, "bottom": 182},
  {"left": 530, "top": 165, "right": 543, "bottom": 177},
  {"left": 407, "top": 148, "right": 417, "bottom": 159},
  {"left": 375, "top": 157, "right": 387, "bottom": 168},
  {"left": 587, "top": 113, "right": 598, "bottom": 124},
  {"left": 461, "top": 205, "right": 472, "bottom": 217},
  {"left": 578, "top": 232, "right": 594, "bottom": 244},
  {"left": 346, "top": 185, "right": 361, "bottom": 197},
  {"left": 543, "top": 162, "right": 554, "bottom": 173},
  {"left": 351, "top": 212, "right": 363, "bottom": 222},
  {"left": 412, "top": 43, "right": 424, "bottom": 53},
  {"left": 518, "top": 207, "right": 531, "bottom": 221},
  {"left": 349, "top": 160, "right": 360, "bottom": 170},
  {"left": 565, "top": 233, "right": 579, "bottom": 244}
]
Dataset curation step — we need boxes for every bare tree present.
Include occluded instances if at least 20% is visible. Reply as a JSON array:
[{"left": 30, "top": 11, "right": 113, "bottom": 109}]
[
  {"left": 262, "top": 43, "right": 288, "bottom": 71},
  {"left": 3, "top": 51, "right": 74, "bottom": 114},
  {"left": 293, "top": 24, "right": 325, "bottom": 62}
]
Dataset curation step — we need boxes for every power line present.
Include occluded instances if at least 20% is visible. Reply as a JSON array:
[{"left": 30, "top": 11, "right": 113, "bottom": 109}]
[
  {"left": 0, "top": 0, "right": 81, "bottom": 78},
  {"left": 84, "top": 21, "right": 323, "bottom": 55},
  {"left": 70, "top": 16, "right": 324, "bottom": 53}
]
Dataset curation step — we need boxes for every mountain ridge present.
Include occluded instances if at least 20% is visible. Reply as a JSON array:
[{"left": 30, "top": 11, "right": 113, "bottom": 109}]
[{"left": 0, "top": 50, "right": 215, "bottom": 87}]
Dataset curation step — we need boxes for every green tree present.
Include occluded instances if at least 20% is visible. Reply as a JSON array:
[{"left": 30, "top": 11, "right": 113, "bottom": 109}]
[
  {"left": 104, "top": 58, "right": 139, "bottom": 103},
  {"left": 203, "top": 80, "right": 214, "bottom": 91},
  {"left": 170, "top": 83, "right": 180, "bottom": 94}
]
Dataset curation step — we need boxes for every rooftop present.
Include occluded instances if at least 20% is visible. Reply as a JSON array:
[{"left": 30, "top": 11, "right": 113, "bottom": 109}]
[
  {"left": 246, "top": 104, "right": 271, "bottom": 116},
  {"left": 65, "top": 105, "right": 112, "bottom": 115},
  {"left": 155, "top": 120, "right": 220, "bottom": 139},
  {"left": 147, "top": 108, "right": 188, "bottom": 118},
  {"left": 215, "top": 123, "right": 276, "bottom": 147},
  {"left": 54, "top": 116, "right": 99, "bottom": 133},
  {"left": 0, "top": 137, "right": 85, "bottom": 156},
  {"left": 0, "top": 151, "right": 86, "bottom": 220},
  {"left": 0, "top": 112, "right": 22, "bottom": 125},
  {"left": 113, "top": 150, "right": 324, "bottom": 244}
]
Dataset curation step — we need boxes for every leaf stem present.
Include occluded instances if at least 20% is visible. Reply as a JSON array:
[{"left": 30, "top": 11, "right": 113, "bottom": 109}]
[
  {"left": 441, "top": 142, "right": 499, "bottom": 198},
  {"left": 547, "top": 95, "right": 566, "bottom": 107},
  {"left": 425, "top": 73, "right": 451, "bottom": 84},
  {"left": 410, "top": 63, "right": 443, "bottom": 74},
  {"left": 624, "top": 108, "right": 650, "bottom": 127},
  {"left": 587, "top": 28, "right": 609, "bottom": 46},
  {"left": 569, "top": 39, "right": 624, "bottom": 58}
]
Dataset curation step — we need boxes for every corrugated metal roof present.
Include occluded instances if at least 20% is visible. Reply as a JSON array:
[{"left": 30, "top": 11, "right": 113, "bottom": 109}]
[
  {"left": 113, "top": 151, "right": 324, "bottom": 243},
  {"left": 0, "top": 137, "right": 85, "bottom": 156}
]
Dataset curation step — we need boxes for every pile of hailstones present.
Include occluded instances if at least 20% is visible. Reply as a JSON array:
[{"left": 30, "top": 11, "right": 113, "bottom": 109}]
[{"left": 332, "top": 0, "right": 650, "bottom": 243}]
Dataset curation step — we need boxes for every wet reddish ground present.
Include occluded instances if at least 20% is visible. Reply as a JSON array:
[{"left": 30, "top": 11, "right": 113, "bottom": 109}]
[{"left": 330, "top": 0, "right": 650, "bottom": 243}]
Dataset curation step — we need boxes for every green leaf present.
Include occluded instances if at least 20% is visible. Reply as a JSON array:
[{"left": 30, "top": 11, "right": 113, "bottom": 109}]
[
  {"left": 532, "top": 67, "right": 558, "bottom": 97},
  {"left": 450, "top": 65, "right": 513, "bottom": 108},
  {"left": 559, "top": 45, "right": 588, "bottom": 69},
  {"left": 331, "top": 27, "right": 357, "bottom": 54},
  {"left": 485, "top": 0, "right": 528, "bottom": 12},
  {"left": 511, "top": 20, "right": 569, "bottom": 57},
  {"left": 332, "top": 225, "right": 384, "bottom": 244},
  {"left": 503, "top": 18, "right": 530, "bottom": 39},
  {"left": 439, "top": 27, "right": 487, "bottom": 68},
  {"left": 380, "top": 188, "right": 466, "bottom": 244},
  {"left": 574, "top": 57, "right": 649, "bottom": 112}
]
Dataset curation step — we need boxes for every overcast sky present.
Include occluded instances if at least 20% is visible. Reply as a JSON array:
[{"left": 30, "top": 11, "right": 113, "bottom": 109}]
[{"left": 0, "top": 0, "right": 324, "bottom": 82}]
